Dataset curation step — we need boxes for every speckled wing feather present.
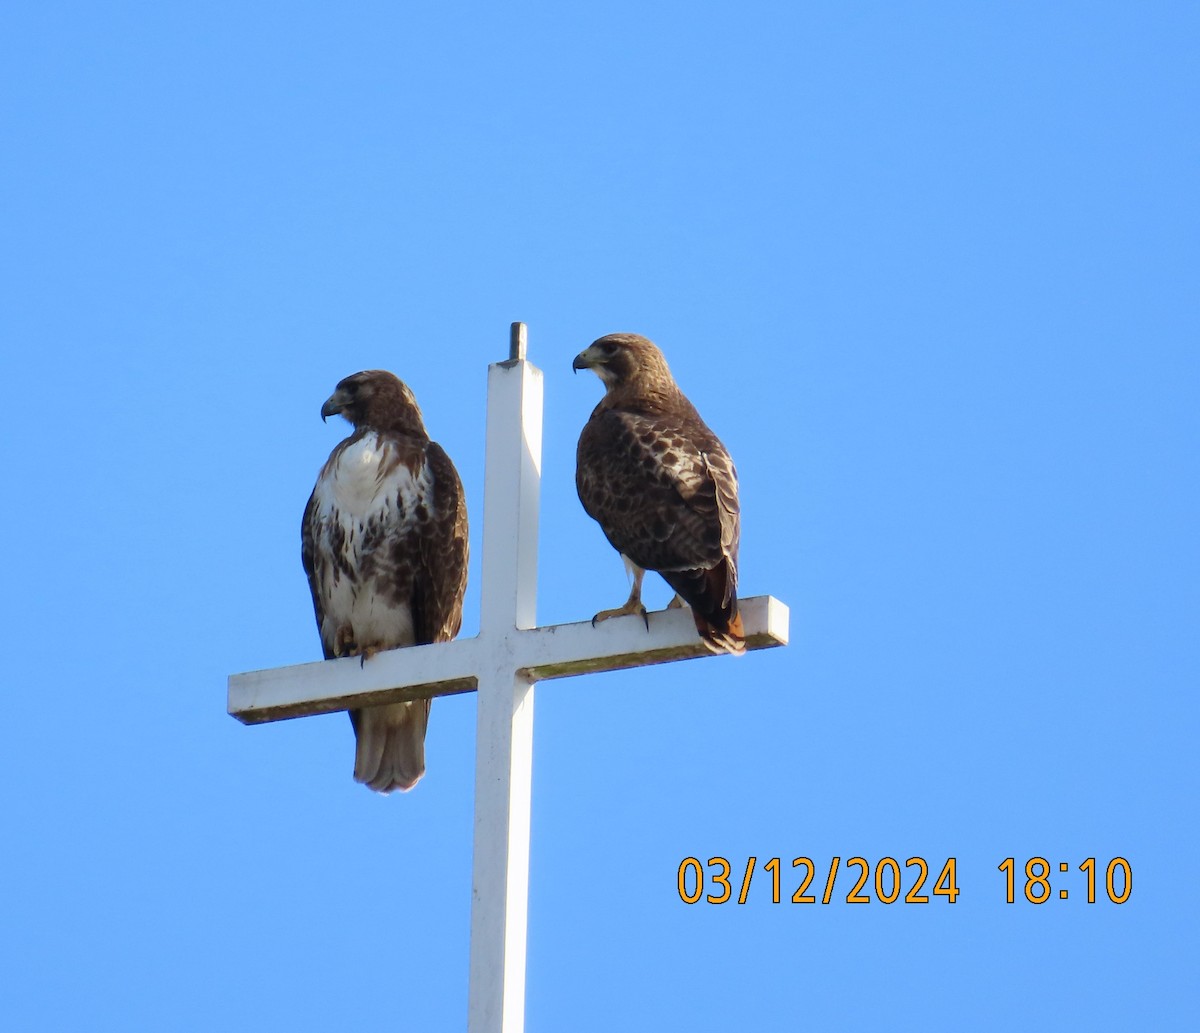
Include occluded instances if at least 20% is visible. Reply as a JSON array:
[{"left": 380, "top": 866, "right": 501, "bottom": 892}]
[
  {"left": 411, "top": 441, "right": 469, "bottom": 645},
  {"left": 576, "top": 407, "right": 728, "bottom": 569}
]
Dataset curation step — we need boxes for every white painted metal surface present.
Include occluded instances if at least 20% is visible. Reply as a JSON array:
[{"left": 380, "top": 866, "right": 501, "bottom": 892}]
[
  {"left": 226, "top": 324, "right": 789, "bottom": 1033},
  {"left": 467, "top": 342, "right": 542, "bottom": 1033}
]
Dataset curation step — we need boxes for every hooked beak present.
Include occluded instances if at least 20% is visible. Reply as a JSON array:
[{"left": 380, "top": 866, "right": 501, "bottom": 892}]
[
  {"left": 320, "top": 389, "right": 349, "bottom": 423},
  {"left": 572, "top": 346, "right": 601, "bottom": 374}
]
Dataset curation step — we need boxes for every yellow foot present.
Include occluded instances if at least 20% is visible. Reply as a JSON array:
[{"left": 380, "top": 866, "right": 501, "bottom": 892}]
[
  {"left": 592, "top": 601, "right": 650, "bottom": 630},
  {"left": 593, "top": 564, "right": 649, "bottom": 629},
  {"left": 358, "top": 643, "right": 383, "bottom": 668},
  {"left": 667, "top": 594, "right": 686, "bottom": 610}
]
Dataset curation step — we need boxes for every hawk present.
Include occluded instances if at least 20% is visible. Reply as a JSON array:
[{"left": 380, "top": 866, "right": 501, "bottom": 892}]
[
  {"left": 301, "top": 370, "right": 468, "bottom": 792},
  {"left": 573, "top": 333, "right": 744, "bottom": 655}
]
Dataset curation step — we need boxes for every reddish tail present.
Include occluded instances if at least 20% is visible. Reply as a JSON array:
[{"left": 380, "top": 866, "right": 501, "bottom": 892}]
[{"left": 662, "top": 559, "right": 745, "bottom": 656}]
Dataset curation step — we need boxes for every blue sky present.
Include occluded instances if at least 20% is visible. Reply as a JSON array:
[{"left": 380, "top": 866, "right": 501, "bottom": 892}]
[{"left": 2, "top": 2, "right": 1196, "bottom": 1030}]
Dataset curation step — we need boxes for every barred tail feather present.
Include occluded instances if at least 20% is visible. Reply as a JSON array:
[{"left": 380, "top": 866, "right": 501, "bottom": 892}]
[
  {"left": 693, "top": 607, "right": 746, "bottom": 656},
  {"left": 350, "top": 700, "right": 430, "bottom": 793},
  {"left": 662, "top": 561, "right": 745, "bottom": 656}
]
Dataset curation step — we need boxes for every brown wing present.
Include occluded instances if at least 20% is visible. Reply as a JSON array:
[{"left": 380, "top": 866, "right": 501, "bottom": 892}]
[
  {"left": 698, "top": 445, "right": 740, "bottom": 602},
  {"left": 576, "top": 405, "right": 739, "bottom": 576},
  {"left": 301, "top": 447, "right": 338, "bottom": 661},
  {"left": 410, "top": 440, "right": 469, "bottom": 645}
]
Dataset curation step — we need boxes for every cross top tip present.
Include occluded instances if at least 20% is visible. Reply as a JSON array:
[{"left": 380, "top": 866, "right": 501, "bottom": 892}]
[{"left": 509, "top": 322, "right": 528, "bottom": 362}]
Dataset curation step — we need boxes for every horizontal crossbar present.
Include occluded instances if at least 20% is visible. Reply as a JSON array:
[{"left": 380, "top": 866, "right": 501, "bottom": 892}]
[{"left": 228, "top": 595, "right": 788, "bottom": 725}]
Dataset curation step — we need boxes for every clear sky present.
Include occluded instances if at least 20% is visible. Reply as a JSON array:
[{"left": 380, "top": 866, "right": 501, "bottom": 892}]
[{"left": 2, "top": 2, "right": 1196, "bottom": 1030}]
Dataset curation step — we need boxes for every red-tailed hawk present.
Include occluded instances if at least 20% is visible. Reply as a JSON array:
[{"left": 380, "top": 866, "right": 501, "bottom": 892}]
[
  {"left": 301, "top": 370, "right": 468, "bottom": 792},
  {"left": 573, "top": 333, "right": 744, "bottom": 655}
]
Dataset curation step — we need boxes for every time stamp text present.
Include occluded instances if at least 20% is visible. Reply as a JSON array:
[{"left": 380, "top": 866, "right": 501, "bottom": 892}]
[{"left": 677, "top": 856, "right": 1132, "bottom": 905}]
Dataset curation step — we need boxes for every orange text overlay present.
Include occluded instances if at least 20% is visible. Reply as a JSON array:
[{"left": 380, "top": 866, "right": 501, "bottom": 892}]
[{"left": 677, "top": 856, "right": 1133, "bottom": 905}]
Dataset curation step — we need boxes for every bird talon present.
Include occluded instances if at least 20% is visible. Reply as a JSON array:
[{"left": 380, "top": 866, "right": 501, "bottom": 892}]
[
  {"left": 592, "top": 601, "right": 649, "bottom": 626},
  {"left": 591, "top": 564, "right": 648, "bottom": 628}
]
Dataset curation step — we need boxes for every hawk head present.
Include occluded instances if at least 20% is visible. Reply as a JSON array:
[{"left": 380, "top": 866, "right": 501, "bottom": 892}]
[
  {"left": 572, "top": 333, "right": 674, "bottom": 391},
  {"left": 320, "top": 370, "right": 428, "bottom": 436}
]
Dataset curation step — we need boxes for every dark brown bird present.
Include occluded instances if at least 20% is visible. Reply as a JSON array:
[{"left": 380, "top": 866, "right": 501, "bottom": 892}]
[
  {"left": 573, "top": 333, "right": 744, "bottom": 654},
  {"left": 301, "top": 370, "right": 468, "bottom": 791}
]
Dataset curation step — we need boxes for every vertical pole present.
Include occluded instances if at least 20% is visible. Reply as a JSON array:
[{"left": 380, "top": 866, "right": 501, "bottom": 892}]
[{"left": 468, "top": 325, "right": 543, "bottom": 1033}]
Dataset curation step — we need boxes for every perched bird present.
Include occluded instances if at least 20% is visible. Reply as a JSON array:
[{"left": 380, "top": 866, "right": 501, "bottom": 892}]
[
  {"left": 301, "top": 370, "right": 468, "bottom": 791},
  {"left": 573, "top": 333, "right": 744, "bottom": 654}
]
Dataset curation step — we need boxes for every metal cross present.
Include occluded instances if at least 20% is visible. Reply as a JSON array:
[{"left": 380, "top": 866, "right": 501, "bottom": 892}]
[{"left": 227, "top": 323, "right": 789, "bottom": 1033}]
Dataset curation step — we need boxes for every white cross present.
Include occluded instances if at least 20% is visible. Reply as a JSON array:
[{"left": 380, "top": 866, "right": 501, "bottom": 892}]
[{"left": 228, "top": 323, "right": 789, "bottom": 1033}]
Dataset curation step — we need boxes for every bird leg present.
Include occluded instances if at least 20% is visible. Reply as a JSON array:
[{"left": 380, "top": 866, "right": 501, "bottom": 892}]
[
  {"left": 667, "top": 593, "right": 686, "bottom": 610},
  {"left": 592, "top": 566, "right": 649, "bottom": 630},
  {"left": 332, "top": 625, "right": 384, "bottom": 667},
  {"left": 333, "top": 624, "right": 357, "bottom": 658}
]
